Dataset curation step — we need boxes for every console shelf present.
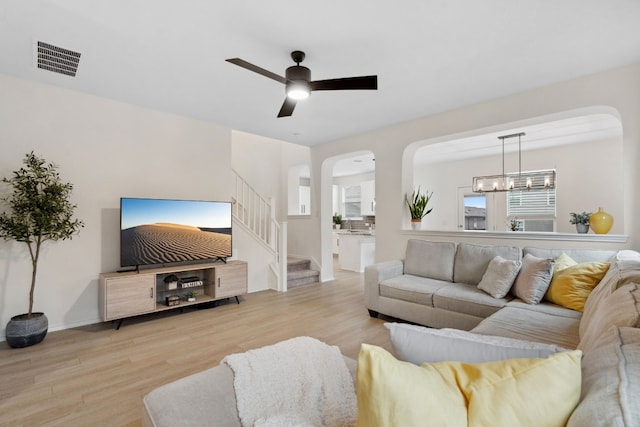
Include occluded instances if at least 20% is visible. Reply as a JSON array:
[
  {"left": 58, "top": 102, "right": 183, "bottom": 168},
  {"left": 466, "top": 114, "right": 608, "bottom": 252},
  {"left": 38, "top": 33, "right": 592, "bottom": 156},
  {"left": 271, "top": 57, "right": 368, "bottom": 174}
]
[{"left": 99, "top": 260, "right": 247, "bottom": 326}]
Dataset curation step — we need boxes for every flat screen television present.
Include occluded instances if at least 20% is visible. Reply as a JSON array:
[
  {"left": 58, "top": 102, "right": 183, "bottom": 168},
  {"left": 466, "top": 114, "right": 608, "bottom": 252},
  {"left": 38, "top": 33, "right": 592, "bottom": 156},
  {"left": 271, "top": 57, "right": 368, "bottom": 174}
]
[{"left": 120, "top": 197, "right": 232, "bottom": 268}]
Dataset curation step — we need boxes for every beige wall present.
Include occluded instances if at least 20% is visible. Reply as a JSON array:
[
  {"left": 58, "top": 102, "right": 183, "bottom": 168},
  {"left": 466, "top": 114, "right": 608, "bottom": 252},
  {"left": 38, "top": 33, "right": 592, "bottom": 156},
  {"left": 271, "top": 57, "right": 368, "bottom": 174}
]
[
  {"left": 309, "top": 63, "right": 640, "bottom": 280},
  {"left": 0, "top": 74, "right": 232, "bottom": 337}
]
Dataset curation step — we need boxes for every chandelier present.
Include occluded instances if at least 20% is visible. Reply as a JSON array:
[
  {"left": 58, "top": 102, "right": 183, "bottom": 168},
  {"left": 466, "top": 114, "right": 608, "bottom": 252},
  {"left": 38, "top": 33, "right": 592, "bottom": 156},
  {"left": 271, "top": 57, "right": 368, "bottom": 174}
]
[{"left": 472, "top": 132, "right": 556, "bottom": 193}]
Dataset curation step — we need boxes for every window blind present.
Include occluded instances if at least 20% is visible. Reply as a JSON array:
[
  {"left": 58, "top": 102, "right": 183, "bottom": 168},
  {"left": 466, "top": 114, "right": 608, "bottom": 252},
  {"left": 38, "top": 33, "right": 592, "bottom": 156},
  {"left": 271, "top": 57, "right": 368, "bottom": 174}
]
[{"left": 507, "top": 170, "right": 556, "bottom": 217}]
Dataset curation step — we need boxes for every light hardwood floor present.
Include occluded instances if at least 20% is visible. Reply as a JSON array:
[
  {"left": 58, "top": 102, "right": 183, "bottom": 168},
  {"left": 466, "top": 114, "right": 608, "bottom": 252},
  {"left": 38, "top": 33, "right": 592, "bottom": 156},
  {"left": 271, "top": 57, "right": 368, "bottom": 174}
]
[{"left": 0, "top": 265, "right": 393, "bottom": 426}]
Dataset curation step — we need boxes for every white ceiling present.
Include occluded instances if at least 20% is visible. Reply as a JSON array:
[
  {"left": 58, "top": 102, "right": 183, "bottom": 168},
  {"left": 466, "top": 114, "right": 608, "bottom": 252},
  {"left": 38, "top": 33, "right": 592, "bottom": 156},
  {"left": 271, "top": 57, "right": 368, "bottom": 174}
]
[
  {"left": 331, "top": 113, "right": 622, "bottom": 177},
  {"left": 1, "top": 1, "right": 639, "bottom": 147},
  {"left": 414, "top": 113, "right": 623, "bottom": 165}
]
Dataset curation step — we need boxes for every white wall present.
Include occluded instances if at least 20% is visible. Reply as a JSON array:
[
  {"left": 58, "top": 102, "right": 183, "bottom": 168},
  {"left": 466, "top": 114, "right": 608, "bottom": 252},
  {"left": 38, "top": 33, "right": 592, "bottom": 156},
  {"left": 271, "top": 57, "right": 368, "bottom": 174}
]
[
  {"left": 230, "top": 130, "right": 316, "bottom": 288},
  {"left": 231, "top": 130, "right": 298, "bottom": 291},
  {"left": 305, "top": 63, "right": 640, "bottom": 280},
  {"left": 414, "top": 136, "right": 624, "bottom": 233},
  {"left": 231, "top": 131, "right": 283, "bottom": 206},
  {"left": 0, "top": 74, "right": 233, "bottom": 338}
]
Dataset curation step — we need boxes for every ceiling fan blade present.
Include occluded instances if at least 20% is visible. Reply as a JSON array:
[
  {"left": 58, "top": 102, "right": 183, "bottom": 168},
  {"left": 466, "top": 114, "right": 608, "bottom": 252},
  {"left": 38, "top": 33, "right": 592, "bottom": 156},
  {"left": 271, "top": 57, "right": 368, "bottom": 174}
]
[
  {"left": 277, "top": 97, "right": 297, "bottom": 118},
  {"left": 226, "top": 58, "right": 287, "bottom": 84},
  {"left": 310, "top": 75, "right": 378, "bottom": 91}
]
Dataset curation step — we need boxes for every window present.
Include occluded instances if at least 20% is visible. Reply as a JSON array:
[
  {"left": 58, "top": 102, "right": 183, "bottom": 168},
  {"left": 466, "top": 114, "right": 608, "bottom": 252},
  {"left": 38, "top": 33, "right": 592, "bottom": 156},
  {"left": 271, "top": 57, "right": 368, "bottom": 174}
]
[
  {"left": 343, "top": 185, "right": 361, "bottom": 218},
  {"left": 463, "top": 195, "right": 486, "bottom": 230},
  {"left": 507, "top": 169, "right": 556, "bottom": 231}
]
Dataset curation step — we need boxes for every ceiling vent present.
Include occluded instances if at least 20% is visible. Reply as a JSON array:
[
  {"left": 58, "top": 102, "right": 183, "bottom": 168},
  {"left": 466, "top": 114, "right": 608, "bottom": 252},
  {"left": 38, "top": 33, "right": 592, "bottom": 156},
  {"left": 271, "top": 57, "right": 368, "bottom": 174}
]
[{"left": 36, "top": 41, "right": 81, "bottom": 77}]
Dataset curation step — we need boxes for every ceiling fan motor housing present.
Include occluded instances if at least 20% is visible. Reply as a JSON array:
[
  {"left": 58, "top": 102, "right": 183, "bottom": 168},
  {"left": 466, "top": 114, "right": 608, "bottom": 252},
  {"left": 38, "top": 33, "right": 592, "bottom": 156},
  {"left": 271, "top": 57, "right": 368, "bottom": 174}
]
[{"left": 286, "top": 65, "right": 311, "bottom": 82}]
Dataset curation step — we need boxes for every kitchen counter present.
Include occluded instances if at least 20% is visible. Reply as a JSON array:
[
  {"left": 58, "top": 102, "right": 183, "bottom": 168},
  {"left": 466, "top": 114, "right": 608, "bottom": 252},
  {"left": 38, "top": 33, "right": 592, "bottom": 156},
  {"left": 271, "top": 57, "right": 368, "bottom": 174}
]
[
  {"left": 335, "top": 230, "right": 375, "bottom": 235},
  {"left": 337, "top": 232, "right": 375, "bottom": 272}
]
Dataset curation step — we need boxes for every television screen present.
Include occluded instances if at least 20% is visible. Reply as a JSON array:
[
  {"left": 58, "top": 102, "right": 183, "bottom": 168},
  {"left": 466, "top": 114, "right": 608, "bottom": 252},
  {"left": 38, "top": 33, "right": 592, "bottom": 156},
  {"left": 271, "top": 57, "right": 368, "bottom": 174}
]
[{"left": 120, "top": 198, "right": 232, "bottom": 268}]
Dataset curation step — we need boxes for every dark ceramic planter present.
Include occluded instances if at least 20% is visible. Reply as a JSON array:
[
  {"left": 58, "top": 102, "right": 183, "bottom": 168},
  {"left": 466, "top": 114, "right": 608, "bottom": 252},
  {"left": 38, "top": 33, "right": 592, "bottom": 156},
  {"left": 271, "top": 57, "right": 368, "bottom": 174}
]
[{"left": 6, "top": 312, "right": 48, "bottom": 348}]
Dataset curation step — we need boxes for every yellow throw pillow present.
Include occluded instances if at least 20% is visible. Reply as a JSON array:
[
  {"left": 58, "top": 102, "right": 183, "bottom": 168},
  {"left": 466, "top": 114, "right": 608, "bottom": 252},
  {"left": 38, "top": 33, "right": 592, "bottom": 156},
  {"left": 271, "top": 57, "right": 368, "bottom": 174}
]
[
  {"left": 554, "top": 252, "right": 578, "bottom": 276},
  {"left": 357, "top": 344, "right": 582, "bottom": 427},
  {"left": 546, "top": 262, "right": 611, "bottom": 312}
]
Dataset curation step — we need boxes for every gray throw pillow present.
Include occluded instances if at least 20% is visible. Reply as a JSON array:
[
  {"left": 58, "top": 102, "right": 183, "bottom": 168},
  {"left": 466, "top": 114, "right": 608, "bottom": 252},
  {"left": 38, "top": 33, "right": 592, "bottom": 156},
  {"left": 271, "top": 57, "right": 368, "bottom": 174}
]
[
  {"left": 512, "top": 253, "right": 555, "bottom": 304},
  {"left": 477, "top": 256, "right": 522, "bottom": 299}
]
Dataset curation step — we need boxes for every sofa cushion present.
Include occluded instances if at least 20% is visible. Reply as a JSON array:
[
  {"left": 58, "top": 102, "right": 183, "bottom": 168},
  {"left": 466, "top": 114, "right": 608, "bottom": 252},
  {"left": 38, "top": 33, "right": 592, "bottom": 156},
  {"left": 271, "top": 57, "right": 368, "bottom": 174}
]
[
  {"left": 453, "top": 242, "right": 521, "bottom": 286},
  {"left": 477, "top": 255, "right": 521, "bottom": 298},
  {"left": 524, "top": 247, "right": 616, "bottom": 264},
  {"left": 578, "top": 283, "right": 640, "bottom": 354},
  {"left": 433, "top": 282, "right": 509, "bottom": 318},
  {"left": 385, "top": 322, "right": 567, "bottom": 365},
  {"left": 471, "top": 306, "right": 581, "bottom": 349},
  {"left": 357, "top": 343, "right": 581, "bottom": 427},
  {"left": 545, "top": 262, "right": 611, "bottom": 312},
  {"left": 568, "top": 327, "right": 640, "bottom": 427},
  {"left": 511, "top": 254, "right": 555, "bottom": 304},
  {"left": 379, "top": 275, "right": 450, "bottom": 307},
  {"left": 507, "top": 299, "right": 582, "bottom": 319},
  {"left": 404, "top": 239, "right": 456, "bottom": 281}
]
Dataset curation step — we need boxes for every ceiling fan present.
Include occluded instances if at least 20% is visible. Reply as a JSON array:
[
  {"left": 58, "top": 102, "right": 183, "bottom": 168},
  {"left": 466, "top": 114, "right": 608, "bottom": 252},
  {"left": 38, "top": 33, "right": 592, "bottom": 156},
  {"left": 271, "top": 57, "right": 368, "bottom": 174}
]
[{"left": 226, "top": 50, "right": 378, "bottom": 118}]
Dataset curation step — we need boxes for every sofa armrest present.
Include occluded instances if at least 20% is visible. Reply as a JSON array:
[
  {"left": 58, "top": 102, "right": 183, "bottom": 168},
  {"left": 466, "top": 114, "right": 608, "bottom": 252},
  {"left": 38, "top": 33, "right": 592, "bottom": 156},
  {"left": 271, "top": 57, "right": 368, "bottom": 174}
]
[
  {"left": 143, "top": 356, "right": 358, "bottom": 427},
  {"left": 364, "top": 260, "right": 404, "bottom": 313}
]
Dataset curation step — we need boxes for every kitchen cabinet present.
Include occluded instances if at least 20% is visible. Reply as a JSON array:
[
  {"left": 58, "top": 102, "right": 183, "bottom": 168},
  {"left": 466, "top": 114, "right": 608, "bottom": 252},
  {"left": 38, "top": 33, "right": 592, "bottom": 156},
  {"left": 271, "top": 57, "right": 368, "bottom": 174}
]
[{"left": 360, "top": 180, "right": 375, "bottom": 216}]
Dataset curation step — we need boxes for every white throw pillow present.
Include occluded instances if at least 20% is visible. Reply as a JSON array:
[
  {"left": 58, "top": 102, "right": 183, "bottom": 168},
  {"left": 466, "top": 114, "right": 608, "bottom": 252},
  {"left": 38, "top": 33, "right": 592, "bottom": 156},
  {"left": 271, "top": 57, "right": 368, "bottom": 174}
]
[
  {"left": 385, "top": 322, "right": 566, "bottom": 365},
  {"left": 477, "top": 256, "right": 522, "bottom": 298}
]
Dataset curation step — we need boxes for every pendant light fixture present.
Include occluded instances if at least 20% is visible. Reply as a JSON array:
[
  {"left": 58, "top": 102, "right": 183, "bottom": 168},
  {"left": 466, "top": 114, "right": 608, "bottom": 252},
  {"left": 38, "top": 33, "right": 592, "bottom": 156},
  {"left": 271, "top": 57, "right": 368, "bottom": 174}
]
[{"left": 472, "top": 132, "right": 556, "bottom": 193}]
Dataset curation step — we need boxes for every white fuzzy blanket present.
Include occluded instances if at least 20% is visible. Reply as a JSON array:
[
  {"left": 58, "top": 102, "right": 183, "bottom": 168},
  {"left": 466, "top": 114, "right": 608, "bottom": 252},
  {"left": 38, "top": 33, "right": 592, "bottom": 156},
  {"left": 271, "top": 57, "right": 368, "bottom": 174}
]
[{"left": 222, "top": 337, "right": 357, "bottom": 427}]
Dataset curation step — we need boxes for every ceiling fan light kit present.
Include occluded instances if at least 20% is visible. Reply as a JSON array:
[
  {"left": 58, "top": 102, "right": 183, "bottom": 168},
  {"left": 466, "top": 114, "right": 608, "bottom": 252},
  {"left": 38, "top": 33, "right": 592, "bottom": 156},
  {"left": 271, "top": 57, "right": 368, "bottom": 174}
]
[{"left": 226, "top": 50, "right": 377, "bottom": 117}]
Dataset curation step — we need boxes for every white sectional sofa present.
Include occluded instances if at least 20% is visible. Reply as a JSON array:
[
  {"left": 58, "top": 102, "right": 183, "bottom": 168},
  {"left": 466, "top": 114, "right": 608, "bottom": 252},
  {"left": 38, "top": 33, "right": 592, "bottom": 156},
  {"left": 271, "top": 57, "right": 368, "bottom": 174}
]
[
  {"left": 143, "top": 239, "right": 640, "bottom": 426},
  {"left": 364, "top": 239, "right": 615, "bottom": 334}
]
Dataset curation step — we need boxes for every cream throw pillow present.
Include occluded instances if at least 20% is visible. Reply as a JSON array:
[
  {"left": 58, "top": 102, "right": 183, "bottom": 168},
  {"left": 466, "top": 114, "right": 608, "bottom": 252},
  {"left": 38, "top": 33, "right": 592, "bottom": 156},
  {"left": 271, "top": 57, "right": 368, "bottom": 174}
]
[
  {"left": 553, "top": 252, "right": 578, "bottom": 276},
  {"left": 477, "top": 255, "right": 522, "bottom": 298},
  {"left": 512, "top": 254, "right": 555, "bottom": 304},
  {"left": 357, "top": 344, "right": 582, "bottom": 427}
]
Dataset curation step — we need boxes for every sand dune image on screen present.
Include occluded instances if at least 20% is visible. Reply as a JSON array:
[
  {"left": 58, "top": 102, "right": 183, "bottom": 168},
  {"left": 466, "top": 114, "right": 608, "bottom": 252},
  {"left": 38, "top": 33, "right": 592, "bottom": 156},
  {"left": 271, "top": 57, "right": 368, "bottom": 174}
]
[{"left": 121, "top": 223, "right": 231, "bottom": 266}]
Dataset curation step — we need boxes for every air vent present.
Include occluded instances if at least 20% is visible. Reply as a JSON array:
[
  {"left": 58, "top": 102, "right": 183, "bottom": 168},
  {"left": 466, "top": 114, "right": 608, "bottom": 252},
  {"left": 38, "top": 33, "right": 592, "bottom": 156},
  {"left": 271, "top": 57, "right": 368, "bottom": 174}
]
[{"left": 36, "top": 41, "right": 81, "bottom": 77}]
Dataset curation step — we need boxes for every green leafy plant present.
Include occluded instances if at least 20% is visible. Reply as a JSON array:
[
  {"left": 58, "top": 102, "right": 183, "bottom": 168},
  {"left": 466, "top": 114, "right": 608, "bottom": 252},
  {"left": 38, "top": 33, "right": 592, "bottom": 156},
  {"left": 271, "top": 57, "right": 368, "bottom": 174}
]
[
  {"left": 569, "top": 211, "right": 591, "bottom": 225},
  {"left": 507, "top": 217, "right": 521, "bottom": 231},
  {"left": 0, "top": 152, "right": 84, "bottom": 317},
  {"left": 405, "top": 187, "right": 433, "bottom": 220},
  {"left": 185, "top": 290, "right": 198, "bottom": 299},
  {"left": 333, "top": 213, "right": 342, "bottom": 225}
]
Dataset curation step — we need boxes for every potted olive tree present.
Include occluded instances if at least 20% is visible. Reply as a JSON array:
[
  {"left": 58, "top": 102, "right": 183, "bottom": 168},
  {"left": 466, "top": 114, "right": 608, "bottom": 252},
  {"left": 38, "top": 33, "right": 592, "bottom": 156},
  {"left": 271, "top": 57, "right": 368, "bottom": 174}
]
[
  {"left": 0, "top": 152, "right": 84, "bottom": 348},
  {"left": 405, "top": 187, "right": 433, "bottom": 230}
]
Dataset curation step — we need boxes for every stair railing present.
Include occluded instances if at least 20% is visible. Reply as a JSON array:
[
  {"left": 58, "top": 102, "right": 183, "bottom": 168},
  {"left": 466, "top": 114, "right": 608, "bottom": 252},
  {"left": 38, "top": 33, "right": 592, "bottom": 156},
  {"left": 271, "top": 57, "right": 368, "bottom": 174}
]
[{"left": 231, "top": 169, "right": 287, "bottom": 291}]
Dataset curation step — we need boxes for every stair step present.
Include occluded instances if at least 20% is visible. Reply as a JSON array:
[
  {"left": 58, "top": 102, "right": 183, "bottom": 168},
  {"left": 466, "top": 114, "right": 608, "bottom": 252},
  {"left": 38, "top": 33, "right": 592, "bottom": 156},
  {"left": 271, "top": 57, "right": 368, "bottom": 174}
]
[
  {"left": 287, "top": 257, "right": 311, "bottom": 273},
  {"left": 287, "top": 269, "right": 320, "bottom": 289}
]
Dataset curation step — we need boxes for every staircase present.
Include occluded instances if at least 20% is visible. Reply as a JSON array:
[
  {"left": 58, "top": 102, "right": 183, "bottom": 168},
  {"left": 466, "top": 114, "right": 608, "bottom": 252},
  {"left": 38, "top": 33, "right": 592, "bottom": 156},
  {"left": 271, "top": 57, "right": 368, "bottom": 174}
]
[
  {"left": 287, "top": 257, "right": 320, "bottom": 289},
  {"left": 232, "top": 170, "right": 287, "bottom": 291}
]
